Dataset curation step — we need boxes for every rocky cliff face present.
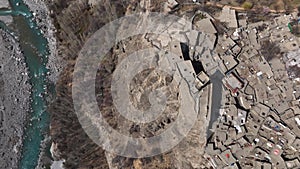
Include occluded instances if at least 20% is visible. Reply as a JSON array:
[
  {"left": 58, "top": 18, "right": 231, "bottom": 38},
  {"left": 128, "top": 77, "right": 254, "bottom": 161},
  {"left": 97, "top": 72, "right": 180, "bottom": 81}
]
[
  {"left": 48, "top": 0, "right": 125, "bottom": 168},
  {"left": 48, "top": 0, "right": 209, "bottom": 168}
]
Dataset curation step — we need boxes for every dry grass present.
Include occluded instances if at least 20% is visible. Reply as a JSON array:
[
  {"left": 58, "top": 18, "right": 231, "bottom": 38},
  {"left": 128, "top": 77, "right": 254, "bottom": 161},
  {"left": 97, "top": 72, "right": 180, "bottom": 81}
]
[{"left": 228, "top": 0, "right": 300, "bottom": 11}]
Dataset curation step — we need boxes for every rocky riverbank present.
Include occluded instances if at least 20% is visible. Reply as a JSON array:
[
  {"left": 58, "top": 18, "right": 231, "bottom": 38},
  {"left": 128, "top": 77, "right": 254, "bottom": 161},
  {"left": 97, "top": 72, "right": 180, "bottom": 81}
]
[
  {"left": 20, "top": 0, "right": 65, "bottom": 168},
  {"left": 0, "top": 29, "right": 31, "bottom": 169},
  {"left": 23, "top": 0, "right": 64, "bottom": 84},
  {"left": 0, "top": 0, "right": 13, "bottom": 24},
  {"left": 0, "top": 0, "right": 63, "bottom": 168}
]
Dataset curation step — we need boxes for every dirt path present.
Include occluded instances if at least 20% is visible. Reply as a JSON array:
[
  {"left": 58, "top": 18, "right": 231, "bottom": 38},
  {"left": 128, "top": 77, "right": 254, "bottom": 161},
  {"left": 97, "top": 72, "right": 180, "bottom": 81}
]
[{"left": 205, "top": 1, "right": 297, "bottom": 14}]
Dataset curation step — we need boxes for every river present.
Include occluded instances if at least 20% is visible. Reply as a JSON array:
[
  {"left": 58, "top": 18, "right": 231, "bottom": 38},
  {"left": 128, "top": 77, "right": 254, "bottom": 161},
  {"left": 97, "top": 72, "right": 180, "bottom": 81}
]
[{"left": 0, "top": 0, "right": 51, "bottom": 169}]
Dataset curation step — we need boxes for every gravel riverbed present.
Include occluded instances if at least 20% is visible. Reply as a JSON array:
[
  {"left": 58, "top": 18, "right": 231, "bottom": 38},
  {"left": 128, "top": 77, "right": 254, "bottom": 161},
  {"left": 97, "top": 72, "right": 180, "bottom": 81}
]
[
  {"left": 0, "top": 29, "right": 31, "bottom": 169},
  {"left": 0, "top": 0, "right": 63, "bottom": 168},
  {"left": 23, "top": 0, "right": 64, "bottom": 84}
]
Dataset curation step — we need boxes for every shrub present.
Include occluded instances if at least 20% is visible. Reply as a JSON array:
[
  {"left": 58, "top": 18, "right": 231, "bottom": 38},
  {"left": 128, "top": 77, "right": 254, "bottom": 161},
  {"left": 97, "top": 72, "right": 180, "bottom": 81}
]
[{"left": 242, "top": 1, "right": 253, "bottom": 9}]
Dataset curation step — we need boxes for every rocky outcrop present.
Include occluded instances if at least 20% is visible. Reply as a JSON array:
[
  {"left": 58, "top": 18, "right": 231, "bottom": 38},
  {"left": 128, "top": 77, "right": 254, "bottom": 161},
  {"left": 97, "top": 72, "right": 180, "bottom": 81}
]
[
  {"left": 48, "top": 0, "right": 129, "bottom": 168},
  {"left": 49, "top": 0, "right": 210, "bottom": 168}
]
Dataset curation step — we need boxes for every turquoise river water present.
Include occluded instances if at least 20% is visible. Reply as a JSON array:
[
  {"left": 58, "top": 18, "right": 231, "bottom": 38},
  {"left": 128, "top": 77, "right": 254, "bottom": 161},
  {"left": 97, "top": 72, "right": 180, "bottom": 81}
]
[{"left": 0, "top": 0, "right": 52, "bottom": 169}]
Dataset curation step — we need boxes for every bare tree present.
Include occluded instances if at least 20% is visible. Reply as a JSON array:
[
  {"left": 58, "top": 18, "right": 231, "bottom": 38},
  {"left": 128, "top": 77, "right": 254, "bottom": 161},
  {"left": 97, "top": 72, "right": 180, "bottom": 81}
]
[{"left": 260, "top": 40, "right": 281, "bottom": 61}]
